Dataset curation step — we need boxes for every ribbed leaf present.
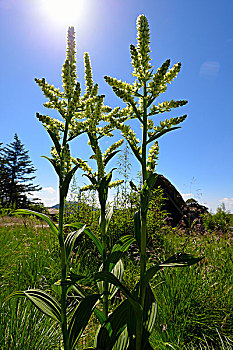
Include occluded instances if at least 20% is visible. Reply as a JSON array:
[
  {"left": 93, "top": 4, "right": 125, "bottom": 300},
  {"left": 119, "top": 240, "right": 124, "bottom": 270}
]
[
  {"left": 98, "top": 172, "right": 113, "bottom": 207},
  {"left": 14, "top": 209, "right": 58, "bottom": 237},
  {"left": 46, "top": 128, "right": 61, "bottom": 154},
  {"left": 143, "top": 285, "right": 157, "bottom": 334},
  {"left": 61, "top": 164, "right": 79, "bottom": 198},
  {"left": 42, "top": 156, "right": 60, "bottom": 177},
  {"left": 72, "top": 285, "right": 106, "bottom": 325},
  {"left": 67, "top": 222, "right": 104, "bottom": 258},
  {"left": 104, "top": 150, "right": 121, "bottom": 166},
  {"left": 65, "top": 224, "right": 86, "bottom": 262},
  {"left": 105, "top": 206, "right": 114, "bottom": 234},
  {"left": 68, "top": 294, "right": 100, "bottom": 349},
  {"left": 97, "top": 259, "right": 124, "bottom": 299},
  {"left": 5, "top": 289, "right": 61, "bottom": 322},
  {"left": 83, "top": 173, "right": 97, "bottom": 186},
  {"left": 105, "top": 235, "right": 135, "bottom": 272},
  {"left": 96, "top": 300, "right": 129, "bottom": 350},
  {"left": 112, "top": 327, "right": 129, "bottom": 350},
  {"left": 140, "top": 173, "right": 158, "bottom": 212},
  {"left": 142, "top": 252, "right": 204, "bottom": 286},
  {"left": 95, "top": 272, "right": 142, "bottom": 318}
]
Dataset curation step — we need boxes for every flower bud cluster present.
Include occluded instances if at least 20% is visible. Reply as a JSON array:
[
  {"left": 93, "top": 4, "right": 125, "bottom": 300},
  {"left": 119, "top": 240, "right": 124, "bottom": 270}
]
[
  {"left": 148, "top": 59, "right": 170, "bottom": 98},
  {"left": 104, "top": 76, "right": 135, "bottom": 105},
  {"left": 164, "top": 62, "right": 181, "bottom": 84},
  {"left": 136, "top": 15, "right": 152, "bottom": 79},
  {"left": 72, "top": 157, "right": 93, "bottom": 174},
  {"left": 36, "top": 113, "right": 64, "bottom": 140},
  {"left": 94, "top": 146, "right": 105, "bottom": 180},
  {"left": 148, "top": 114, "right": 187, "bottom": 139},
  {"left": 130, "top": 44, "right": 142, "bottom": 80},
  {"left": 147, "top": 118, "right": 154, "bottom": 130},
  {"left": 109, "top": 180, "right": 124, "bottom": 188},
  {"left": 80, "top": 184, "right": 95, "bottom": 192},
  {"left": 147, "top": 141, "right": 159, "bottom": 172},
  {"left": 61, "top": 144, "right": 72, "bottom": 176},
  {"left": 67, "top": 27, "right": 76, "bottom": 65},
  {"left": 84, "top": 53, "right": 94, "bottom": 95},
  {"left": 67, "top": 82, "right": 81, "bottom": 115},
  {"left": 103, "top": 139, "right": 124, "bottom": 161},
  {"left": 149, "top": 99, "right": 188, "bottom": 116},
  {"left": 35, "top": 78, "right": 66, "bottom": 116}
]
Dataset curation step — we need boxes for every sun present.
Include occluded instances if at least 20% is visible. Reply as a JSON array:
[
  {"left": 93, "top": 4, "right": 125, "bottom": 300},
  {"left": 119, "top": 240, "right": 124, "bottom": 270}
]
[{"left": 41, "top": 0, "right": 88, "bottom": 26}]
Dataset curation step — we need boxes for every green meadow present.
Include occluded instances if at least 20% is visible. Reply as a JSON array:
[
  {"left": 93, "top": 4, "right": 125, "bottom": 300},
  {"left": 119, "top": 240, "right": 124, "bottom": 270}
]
[{"left": 0, "top": 210, "right": 232, "bottom": 349}]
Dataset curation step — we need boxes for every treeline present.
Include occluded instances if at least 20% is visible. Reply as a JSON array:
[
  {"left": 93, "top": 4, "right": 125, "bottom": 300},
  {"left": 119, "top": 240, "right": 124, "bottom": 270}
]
[{"left": 0, "top": 133, "right": 42, "bottom": 209}]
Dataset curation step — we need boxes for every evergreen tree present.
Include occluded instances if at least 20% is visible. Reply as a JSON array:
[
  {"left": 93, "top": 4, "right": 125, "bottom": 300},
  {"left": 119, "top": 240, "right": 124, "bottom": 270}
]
[
  {"left": 0, "top": 134, "right": 41, "bottom": 208},
  {"left": 0, "top": 142, "right": 11, "bottom": 205}
]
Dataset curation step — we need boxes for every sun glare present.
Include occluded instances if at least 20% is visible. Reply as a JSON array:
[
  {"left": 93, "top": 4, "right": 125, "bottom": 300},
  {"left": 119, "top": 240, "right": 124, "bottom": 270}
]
[{"left": 42, "top": 0, "right": 88, "bottom": 26}]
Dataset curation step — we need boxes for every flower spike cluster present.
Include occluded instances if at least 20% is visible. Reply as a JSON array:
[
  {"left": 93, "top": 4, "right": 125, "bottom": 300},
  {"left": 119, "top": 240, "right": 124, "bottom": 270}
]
[{"left": 105, "top": 14, "right": 188, "bottom": 176}]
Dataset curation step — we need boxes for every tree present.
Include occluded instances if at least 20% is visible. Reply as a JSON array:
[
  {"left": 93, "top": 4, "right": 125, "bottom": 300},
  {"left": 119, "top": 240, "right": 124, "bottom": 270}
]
[
  {"left": 0, "top": 134, "right": 41, "bottom": 208},
  {"left": 0, "top": 142, "right": 11, "bottom": 206}
]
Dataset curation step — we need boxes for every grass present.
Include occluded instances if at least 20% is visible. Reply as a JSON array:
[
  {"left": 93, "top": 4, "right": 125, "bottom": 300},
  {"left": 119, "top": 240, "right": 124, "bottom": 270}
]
[
  {"left": 0, "top": 217, "right": 62, "bottom": 349},
  {"left": 0, "top": 216, "right": 232, "bottom": 349}
]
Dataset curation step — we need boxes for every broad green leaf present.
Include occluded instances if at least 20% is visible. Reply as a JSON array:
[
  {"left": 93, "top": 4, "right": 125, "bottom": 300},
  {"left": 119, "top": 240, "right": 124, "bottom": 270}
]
[
  {"left": 96, "top": 300, "right": 129, "bottom": 350},
  {"left": 42, "top": 156, "right": 60, "bottom": 177},
  {"left": 97, "top": 259, "right": 124, "bottom": 299},
  {"left": 142, "top": 252, "right": 204, "bottom": 286},
  {"left": 105, "top": 235, "right": 135, "bottom": 272},
  {"left": 104, "top": 150, "right": 121, "bottom": 166},
  {"left": 14, "top": 209, "right": 58, "bottom": 237},
  {"left": 105, "top": 206, "right": 114, "bottom": 234},
  {"left": 98, "top": 172, "right": 113, "bottom": 207},
  {"left": 143, "top": 285, "right": 157, "bottom": 334},
  {"left": 95, "top": 272, "right": 142, "bottom": 318},
  {"left": 67, "top": 222, "right": 103, "bottom": 258},
  {"left": 61, "top": 164, "right": 80, "bottom": 198},
  {"left": 83, "top": 173, "right": 97, "bottom": 186},
  {"left": 72, "top": 285, "right": 106, "bottom": 325},
  {"left": 65, "top": 224, "right": 86, "bottom": 262},
  {"left": 112, "top": 327, "right": 129, "bottom": 350},
  {"left": 141, "top": 173, "right": 158, "bottom": 212},
  {"left": 5, "top": 289, "right": 61, "bottom": 322},
  {"left": 46, "top": 128, "right": 61, "bottom": 155},
  {"left": 68, "top": 293, "right": 100, "bottom": 349}
]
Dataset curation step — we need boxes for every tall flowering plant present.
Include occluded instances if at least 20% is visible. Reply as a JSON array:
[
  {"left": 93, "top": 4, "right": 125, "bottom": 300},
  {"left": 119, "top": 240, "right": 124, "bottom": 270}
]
[
  {"left": 5, "top": 28, "right": 129, "bottom": 350},
  {"left": 94, "top": 15, "right": 203, "bottom": 350},
  {"left": 69, "top": 53, "right": 135, "bottom": 319}
]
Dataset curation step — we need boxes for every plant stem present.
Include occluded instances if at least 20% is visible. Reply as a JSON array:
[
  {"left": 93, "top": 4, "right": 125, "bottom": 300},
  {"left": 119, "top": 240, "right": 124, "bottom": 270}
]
[
  {"left": 58, "top": 188, "right": 69, "bottom": 350},
  {"left": 137, "top": 81, "right": 148, "bottom": 350},
  {"left": 100, "top": 198, "right": 108, "bottom": 318}
]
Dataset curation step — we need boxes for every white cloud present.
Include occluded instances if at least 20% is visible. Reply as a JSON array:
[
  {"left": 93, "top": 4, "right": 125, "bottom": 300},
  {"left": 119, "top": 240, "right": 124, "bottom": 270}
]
[
  {"left": 219, "top": 197, "right": 233, "bottom": 212},
  {"left": 199, "top": 61, "right": 220, "bottom": 78},
  {"left": 181, "top": 193, "right": 194, "bottom": 200},
  {"left": 42, "top": 187, "right": 56, "bottom": 194},
  {"left": 30, "top": 187, "right": 58, "bottom": 207}
]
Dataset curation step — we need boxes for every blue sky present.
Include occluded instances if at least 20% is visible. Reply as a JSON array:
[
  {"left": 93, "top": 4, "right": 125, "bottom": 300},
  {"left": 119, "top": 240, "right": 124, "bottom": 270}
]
[{"left": 0, "top": 0, "right": 233, "bottom": 212}]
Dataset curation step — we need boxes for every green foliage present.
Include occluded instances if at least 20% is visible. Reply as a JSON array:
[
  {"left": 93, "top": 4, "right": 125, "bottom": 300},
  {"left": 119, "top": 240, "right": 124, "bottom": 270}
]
[
  {"left": 0, "top": 134, "right": 42, "bottom": 209},
  {"left": 150, "top": 232, "right": 233, "bottom": 348},
  {"left": 202, "top": 203, "right": 232, "bottom": 234}
]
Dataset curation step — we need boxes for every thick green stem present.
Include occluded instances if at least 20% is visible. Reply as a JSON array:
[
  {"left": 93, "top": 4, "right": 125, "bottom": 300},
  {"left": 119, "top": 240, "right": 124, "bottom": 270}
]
[
  {"left": 137, "top": 81, "right": 148, "bottom": 350},
  {"left": 99, "top": 194, "right": 108, "bottom": 318},
  {"left": 59, "top": 187, "right": 69, "bottom": 350},
  {"left": 59, "top": 121, "right": 69, "bottom": 350}
]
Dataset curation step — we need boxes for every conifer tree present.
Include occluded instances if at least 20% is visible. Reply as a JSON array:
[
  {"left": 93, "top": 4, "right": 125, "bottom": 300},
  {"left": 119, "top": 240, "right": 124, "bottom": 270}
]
[{"left": 0, "top": 134, "right": 41, "bottom": 208}]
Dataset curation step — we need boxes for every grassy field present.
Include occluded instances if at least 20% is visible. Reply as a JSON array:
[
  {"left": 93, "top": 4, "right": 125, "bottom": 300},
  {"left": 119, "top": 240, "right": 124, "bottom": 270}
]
[{"left": 0, "top": 216, "right": 232, "bottom": 349}]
